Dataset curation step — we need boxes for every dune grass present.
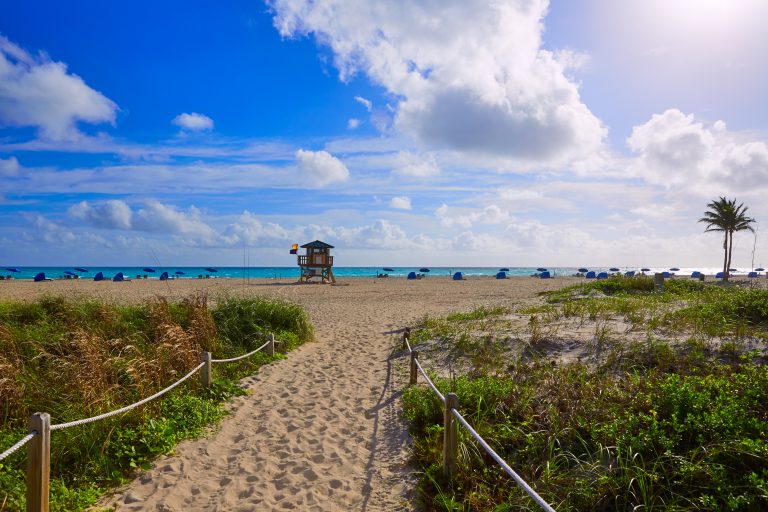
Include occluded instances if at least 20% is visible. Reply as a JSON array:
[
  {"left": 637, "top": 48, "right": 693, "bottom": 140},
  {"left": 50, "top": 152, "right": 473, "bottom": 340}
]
[
  {"left": 0, "top": 294, "right": 312, "bottom": 511},
  {"left": 403, "top": 278, "right": 768, "bottom": 511}
]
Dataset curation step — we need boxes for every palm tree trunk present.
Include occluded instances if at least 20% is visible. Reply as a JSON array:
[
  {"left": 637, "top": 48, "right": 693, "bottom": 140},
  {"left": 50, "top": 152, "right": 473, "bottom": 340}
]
[
  {"left": 723, "top": 232, "right": 729, "bottom": 281},
  {"left": 727, "top": 230, "right": 735, "bottom": 279}
]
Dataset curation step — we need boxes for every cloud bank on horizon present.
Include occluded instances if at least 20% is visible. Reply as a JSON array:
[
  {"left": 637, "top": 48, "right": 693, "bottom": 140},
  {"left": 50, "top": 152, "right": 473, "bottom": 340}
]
[{"left": 1, "top": 0, "right": 768, "bottom": 267}]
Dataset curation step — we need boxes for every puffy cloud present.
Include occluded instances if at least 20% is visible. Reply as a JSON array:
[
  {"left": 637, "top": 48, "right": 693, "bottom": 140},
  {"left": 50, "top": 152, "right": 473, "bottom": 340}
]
[
  {"left": 270, "top": 0, "right": 605, "bottom": 164},
  {"left": 172, "top": 112, "right": 214, "bottom": 131},
  {"left": 0, "top": 36, "right": 117, "bottom": 140},
  {"left": 133, "top": 201, "right": 217, "bottom": 239},
  {"left": 628, "top": 109, "right": 768, "bottom": 190},
  {"left": 0, "top": 156, "right": 20, "bottom": 176},
  {"left": 392, "top": 151, "right": 439, "bottom": 177},
  {"left": 68, "top": 200, "right": 133, "bottom": 230},
  {"left": 295, "top": 149, "right": 350, "bottom": 185},
  {"left": 222, "top": 211, "right": 293, "bottom": 246},
  {"left": 390, "top": 196, "right": 412, "bottom": 210},
  {"left": 354, "top": 95, "right": 372, "bottom": 111},
  {"left": 347, "top": 118, "right": 360, "bottom": 129},
  {"left": 24, "top": 214, "right": 77, "bottom": 244},
  {"left": 435, "top": 204, "right": 510, "bottom": 228}
]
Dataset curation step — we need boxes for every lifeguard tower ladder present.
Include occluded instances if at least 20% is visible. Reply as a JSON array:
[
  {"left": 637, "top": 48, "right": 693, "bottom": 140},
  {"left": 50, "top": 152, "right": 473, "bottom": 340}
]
[{"left": 297, "top": 240, "right": 336, "bottom": 283}]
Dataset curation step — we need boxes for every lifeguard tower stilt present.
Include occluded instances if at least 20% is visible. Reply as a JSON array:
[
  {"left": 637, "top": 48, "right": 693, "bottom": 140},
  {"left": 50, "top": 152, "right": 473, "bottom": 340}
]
[{"left": 297, "top": 240, "right": 336, "bottom": 284}]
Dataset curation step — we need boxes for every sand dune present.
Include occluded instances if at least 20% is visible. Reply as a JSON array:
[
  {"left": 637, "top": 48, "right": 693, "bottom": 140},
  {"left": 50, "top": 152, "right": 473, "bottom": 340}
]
[{"left": 0, "top": 276, "right": 572, "bottom": 510}]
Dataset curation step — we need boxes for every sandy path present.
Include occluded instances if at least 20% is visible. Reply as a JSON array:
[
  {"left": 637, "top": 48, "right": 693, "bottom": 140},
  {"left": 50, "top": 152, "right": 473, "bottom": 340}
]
[{"left": 0, "top": 277, "right": 571, "bottom": 510}]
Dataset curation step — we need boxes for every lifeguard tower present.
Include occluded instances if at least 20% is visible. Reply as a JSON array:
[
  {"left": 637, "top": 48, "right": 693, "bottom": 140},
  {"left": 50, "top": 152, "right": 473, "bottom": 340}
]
[{"left": 297, "top": 240, "right": 336, "bottom": 283}]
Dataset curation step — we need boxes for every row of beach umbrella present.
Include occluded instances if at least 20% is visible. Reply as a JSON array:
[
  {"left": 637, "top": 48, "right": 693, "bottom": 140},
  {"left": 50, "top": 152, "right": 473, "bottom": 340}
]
[{"left": 4, "top": 267, "right": 220, "bottom": 278}]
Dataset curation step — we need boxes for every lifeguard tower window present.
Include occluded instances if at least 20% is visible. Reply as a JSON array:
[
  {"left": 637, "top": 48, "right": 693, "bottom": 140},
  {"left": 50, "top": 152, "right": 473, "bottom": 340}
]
[{"left": 297, "top": 240, "right": 336, "bottom": 284}]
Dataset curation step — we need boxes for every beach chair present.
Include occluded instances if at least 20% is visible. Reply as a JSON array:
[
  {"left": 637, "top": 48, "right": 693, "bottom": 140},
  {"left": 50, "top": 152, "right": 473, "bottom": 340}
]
[
  {"left": 661, "top": 271, "right": 671, "bottom": 279},
  {"left": 112, "top": 272, "right": 125, "bottom": 282},
  {"left": 539, "top": 271, "right": 551, "bottom": 279},
  {"left": 160, "top": 271, "right": 169, "bottom": 281},
  {"left": 452, "top": 272, "right": 464, "bottom": 281},
  {"left": 748, "top": 271, "right": 758, "bottom": 278},
  {"left": 34, "top": 272, "right": 51, "bottom": 282},
  {"left": 495, "top": 271, "right": 506, "bottom": 279},
  {"left": 94, "top": 272, "right": 104, "bottom": 281},
  {"left": 597, "top": 272, "right": 608, "bottom": 280},
  {"left": 691, "top": 271, "right": 701, "bottom": 279},
  {"left": 624, "top": 271, "right": 636, "bottom": 277},
  {"left": 585, "top": 271, "right": 596, "bottom": 279},
  {"left": 407, "top": 271, "right": 417, "bottom": 280},
  {"left": 715, "top": 272, "right": 725, "bottom": 279}
]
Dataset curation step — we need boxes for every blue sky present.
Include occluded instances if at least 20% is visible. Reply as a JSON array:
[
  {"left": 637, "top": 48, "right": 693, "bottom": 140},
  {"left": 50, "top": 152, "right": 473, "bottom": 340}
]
[{"left": 2, "top": 0, "right": 768, "bottom": 267}]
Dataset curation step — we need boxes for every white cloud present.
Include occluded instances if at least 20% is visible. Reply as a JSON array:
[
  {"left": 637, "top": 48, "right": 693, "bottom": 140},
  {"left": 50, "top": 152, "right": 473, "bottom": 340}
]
[
  {"left": 0, "top": 36, "right": 117, "bottom": 140},
  {"left": 172, "top": 112, "right": 214, "bottom": 131},
  {"left": 627, "top": 108, "right": 768, "bottom": 190},
  {"left": 390, "top": 196, "right": 412, "bottom": 210},
  {"left": 24, "top": 214, "right": 77, "bottom": 244},
  {"left": 295, "top": 149, "right": 350, "bottom": 185},
  {"left": 68, "top": 200, "right": 133, "bottom": 230},
  {"left": 133, "top": 200, "right": 217, "bottom": 239},
  {"left": 270, "top": 0, "right": 606, "bottom": 165},
  {"left": 354, "top": 95, "right": 372, "bottom": 111},
  {"left": 392, "top": 151, "right": 439, "bottom": 177},
  {"left": 222, "top": 211, "right": 293, "bottom": 246},
  {"left": 435, "top": 204, "right": 510, "bottom": 228},
  {"left": 347, "top": 118, "right": 360, "bottom": 129},
  {"left": 0, "top": 156, "right": 20, "bottom": 176}
]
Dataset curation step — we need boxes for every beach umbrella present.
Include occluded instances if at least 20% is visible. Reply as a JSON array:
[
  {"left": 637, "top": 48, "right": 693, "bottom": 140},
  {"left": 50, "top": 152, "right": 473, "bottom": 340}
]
[
  {"left": 142, "top": 268, "right": 156, "bottom": 273},
  {"left": 536, "top": 267, "right": 547, "bottom": 272},
  {"left": 419, "top": 268, "right": 430, "bottom": 273},
  {"left": 756, "top": 268, "right": 765, "bottom": 272},
  {"left": 383, "top": 268, "right": 394, "bottom": 272},
  {"left": 729, "top": 268, "right": 738, "bottom": 272},
  {"left": 64, "top": 271, "right": 77, "bottom": 276},
  {"left": 578, "top": 268, "right": 589, "bottom": 273},
  {"left": 204, "top": 267, "right": 218, "bottom": 273},
  {"left": 499, "top": 267, "right": 510, "bottom": 272},
  {"left": 670, "top": 267, "right": 680, "bottom": 272},
  {"left": 5, "top": 267, "right": 20, "bottom": 273},
  {"left": 175, "top": 271, "right": 186, "bottom": 275},
  {"left": 641, "top": 268, "right": 651, "bottom": 272},
  {"left": 74, "top": 267, "right": 88, "bottom": 272},
  {"left": 609, "top": 267, "right": 620, "bottom": 272}
]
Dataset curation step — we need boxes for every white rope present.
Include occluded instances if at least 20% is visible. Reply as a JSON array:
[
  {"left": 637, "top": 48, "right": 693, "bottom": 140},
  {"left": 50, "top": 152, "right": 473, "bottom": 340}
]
[
  {"left": 211, "top": 339, "right": 271, "bottom": 363},
  {"left": 414, "top": 357, "right": 446, "bottom": 404},
  {"left": 51, "top": 362, "right": 205, "bottom": 431},
  {"left": 404, "top": 337, "right": 412, "bottom": 353},
  {"left": 0, "top": 432, "right": 37, "bottom": 461},
  {"left": 451, "top": 409, "right": 556, "bottom": 512}
]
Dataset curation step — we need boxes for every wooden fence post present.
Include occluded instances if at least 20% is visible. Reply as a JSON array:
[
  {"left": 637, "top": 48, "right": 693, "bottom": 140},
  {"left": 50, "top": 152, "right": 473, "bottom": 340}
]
[
  {"left": 268, "top": 333, "right": 275, "bottom": 357},
  {"left": 654, "top": 272, "right": 664, "bottom": 292},
  {"left": 402, "top": 327, "right": 410, "bottom": 351},
  {"left": 27, "top": 412, "right": 50, "bottom": 512},
  {"left": 443, "top": 393, "right": 459, "bottom": 478},
  {"left": 200, "top": 351, "right": 212, "bottom": 389},
  {"left": 409, "top": 351, "right": 418, "bottom": 385}
]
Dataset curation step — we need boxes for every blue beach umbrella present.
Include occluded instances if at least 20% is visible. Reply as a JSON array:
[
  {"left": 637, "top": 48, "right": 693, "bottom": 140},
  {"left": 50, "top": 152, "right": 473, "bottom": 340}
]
[
  {"left": 670, "top": 267, "right": 680, "bottom": 272},
  {"left": 729, "top": 268, "right": 738, "bottom": 272},
  {"left": 142, "top": 268, "right": 156, "bottom": 273},
  {"left": 383, "top": 268, "right": 394, "bottom": 272},
  {"left": 419, "top": 268, "right": 430, "bottom": 273},
  {"left": 175, "top": 271, "right": 186, "bottom": 275},
  {"left": 499, "top": 268, "right": 510, "bottom": 272},
  {"left": 5, "top": 267, "right": 20, "bottom": 273},
  {"left": 578, "top": 268, "right": 589, "bottom": 273},
  {"left": 641, "top": 268, "right": 651, "bottom": 272},
  {"left": 756, "top": 268, "right": 765, "bottom": 272},
  {"left": 536, "top": 267, "right": 547, "bottom": 272},
  {"left": 204, "top": 267, "right": 218, "bottom": 273},
  {"left": 609, "top": 267, "right": 620, "bottom": 272},
  {"left": 74, "top": 267, "right": 88, "bottom": 273}
]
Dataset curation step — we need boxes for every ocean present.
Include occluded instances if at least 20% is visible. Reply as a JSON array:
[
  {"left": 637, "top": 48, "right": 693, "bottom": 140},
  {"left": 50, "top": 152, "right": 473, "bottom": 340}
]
[{"left": 0, "top": 266, "right": 757, "bottom": 280}]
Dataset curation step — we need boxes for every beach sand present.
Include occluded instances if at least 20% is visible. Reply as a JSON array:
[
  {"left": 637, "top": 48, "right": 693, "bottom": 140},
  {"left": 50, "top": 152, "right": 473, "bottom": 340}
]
[{"left": 0, "top": 276, "right": 574, "bottom": 511}]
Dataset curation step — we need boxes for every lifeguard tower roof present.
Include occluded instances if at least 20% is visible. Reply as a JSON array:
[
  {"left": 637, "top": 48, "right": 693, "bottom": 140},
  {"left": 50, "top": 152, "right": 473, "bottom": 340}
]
[{"left": 301, "top": 240, "right": 334, "bottom": 249}]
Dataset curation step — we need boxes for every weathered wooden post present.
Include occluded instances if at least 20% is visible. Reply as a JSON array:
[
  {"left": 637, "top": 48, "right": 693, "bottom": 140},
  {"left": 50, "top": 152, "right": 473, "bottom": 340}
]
[
  {"left": 402, "top": 327, "right": 411, "bottom": 351},
  {"left": 409, "top": 351, "right": 418, "bottom": 385},
  {"left": 268, "top": 332, "right": 275, "bottom": 357},
  {"left": 200, "top": 351, "right": 212, "bottom": 389},
  {"left": 27, "top": 412, "right": 50, "bottom": 512},
  {"left": 443, "top": 393, "right": 459, "bottom": 478},
  {"left": 654, "top": 272, "right": 664, "bottom": 292}
]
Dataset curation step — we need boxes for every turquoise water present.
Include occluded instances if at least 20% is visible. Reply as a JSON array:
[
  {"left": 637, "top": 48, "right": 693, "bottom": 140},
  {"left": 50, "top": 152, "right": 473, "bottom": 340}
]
[{"left": 0, "top": 266, "right": 750, "bottom": 280}]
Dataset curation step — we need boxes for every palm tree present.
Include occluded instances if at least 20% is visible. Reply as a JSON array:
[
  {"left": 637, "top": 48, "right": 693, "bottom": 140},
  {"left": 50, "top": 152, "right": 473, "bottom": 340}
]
[{"left": 699, "top": 197, "right": 756, "bottom": 282}]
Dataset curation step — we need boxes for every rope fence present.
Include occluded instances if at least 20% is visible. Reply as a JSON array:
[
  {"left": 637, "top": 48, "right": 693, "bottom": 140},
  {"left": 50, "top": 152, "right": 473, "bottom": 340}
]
[
  {"left": 401, "top": 329, "right": 556, "bottom": 512},
  {"left": 0, "top": 332, "right": 279, "bottom": 512}
]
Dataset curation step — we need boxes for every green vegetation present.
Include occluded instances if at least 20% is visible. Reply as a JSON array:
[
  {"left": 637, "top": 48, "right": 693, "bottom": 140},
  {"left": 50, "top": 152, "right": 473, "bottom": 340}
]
[
  {"left": 403, "top": 278, "right": 768, "bottom": 511},
  {"left": 0, "top": 294, "right": 313, "bottom": 511}
]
